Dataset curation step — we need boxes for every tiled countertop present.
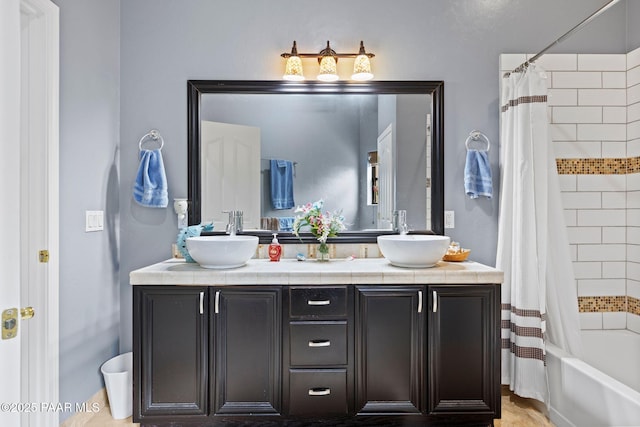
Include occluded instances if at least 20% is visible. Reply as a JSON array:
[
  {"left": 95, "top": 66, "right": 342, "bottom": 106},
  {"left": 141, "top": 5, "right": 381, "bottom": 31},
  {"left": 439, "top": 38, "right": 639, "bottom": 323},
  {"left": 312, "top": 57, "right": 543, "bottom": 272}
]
[{"left": 130, "top": 258, "right": 504, "bottom": 286}]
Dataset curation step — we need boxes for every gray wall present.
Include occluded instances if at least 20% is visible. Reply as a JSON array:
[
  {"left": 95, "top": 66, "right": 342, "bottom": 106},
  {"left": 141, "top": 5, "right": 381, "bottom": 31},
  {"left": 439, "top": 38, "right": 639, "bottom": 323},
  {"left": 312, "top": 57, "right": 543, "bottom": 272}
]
[
  {"left": 53, "top": 0, "right": 120, "bottom": 420},
  {"left": 629, "top": 0, "right": 640, "bottom": 50}
]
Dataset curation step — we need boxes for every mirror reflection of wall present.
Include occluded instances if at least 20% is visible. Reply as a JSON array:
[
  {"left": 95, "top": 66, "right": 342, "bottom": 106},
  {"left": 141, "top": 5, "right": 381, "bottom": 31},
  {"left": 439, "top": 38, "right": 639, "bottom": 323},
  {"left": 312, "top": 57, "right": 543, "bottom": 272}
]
[
  {"left": 200, "top": 93, "right": 430, "bottom": 231},
  {"left": 377, "top": 94, "right": 431, "bottom": 230}
]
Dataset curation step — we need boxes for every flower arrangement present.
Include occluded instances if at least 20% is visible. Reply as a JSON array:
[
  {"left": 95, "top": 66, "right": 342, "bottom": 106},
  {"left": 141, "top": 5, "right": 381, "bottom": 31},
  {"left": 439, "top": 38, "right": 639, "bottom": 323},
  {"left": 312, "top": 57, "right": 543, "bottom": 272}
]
[{"left": 292, "top": 199, "right": 346, "bottom": 260}]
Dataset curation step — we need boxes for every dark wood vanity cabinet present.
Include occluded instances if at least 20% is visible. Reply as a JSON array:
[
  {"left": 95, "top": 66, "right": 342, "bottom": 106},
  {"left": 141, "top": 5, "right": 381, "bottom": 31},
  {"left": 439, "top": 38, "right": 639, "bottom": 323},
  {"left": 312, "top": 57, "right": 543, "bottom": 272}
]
[
  {"left": 428, "top": 285, "right": 501, "bottom": 419},
  {"left": 133, "top": 286, "right": 209, "bottom": 422},
  {"left": 212, "top": 287, "right": 281, "bottom": 415},
  {"left": 133, "top": 283, "right": 500, "bottom": 426},
  {"left": 355, "top": 286, "right": 424, "bottom": 414},
  {"left": 285, "top": 286, "right": 353, "bottom": 416}
]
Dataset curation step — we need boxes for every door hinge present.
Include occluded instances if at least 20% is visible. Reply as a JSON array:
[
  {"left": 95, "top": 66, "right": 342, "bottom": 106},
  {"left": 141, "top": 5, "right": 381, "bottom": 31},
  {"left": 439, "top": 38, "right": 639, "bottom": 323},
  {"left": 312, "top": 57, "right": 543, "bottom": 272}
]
[{"left": 39, "top": 250, "right": 49, "bottom": 263}]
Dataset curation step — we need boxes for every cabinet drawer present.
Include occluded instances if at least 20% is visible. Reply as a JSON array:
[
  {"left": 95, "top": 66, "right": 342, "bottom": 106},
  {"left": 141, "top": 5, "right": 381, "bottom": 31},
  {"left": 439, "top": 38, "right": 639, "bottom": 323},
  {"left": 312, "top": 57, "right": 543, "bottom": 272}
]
[
  {"left": 290, "top": 321, "right": 347, "bottom": 366},
  {"left": 290, "top": 287, "right": 347, "bottom": 318},
  {"left": 289, "top": 369, "right": 347, "bottom": 416}
]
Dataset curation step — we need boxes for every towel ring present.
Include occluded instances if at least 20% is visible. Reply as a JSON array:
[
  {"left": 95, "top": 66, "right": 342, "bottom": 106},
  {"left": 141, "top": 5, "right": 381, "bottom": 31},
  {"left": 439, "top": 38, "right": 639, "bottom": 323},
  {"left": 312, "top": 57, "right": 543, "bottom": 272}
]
[
  {"left": 465, "top": 130, "right": 490, "bottom": 152},
  {"left": 138, "top": 129, "right": 164, "bottom": 151}
]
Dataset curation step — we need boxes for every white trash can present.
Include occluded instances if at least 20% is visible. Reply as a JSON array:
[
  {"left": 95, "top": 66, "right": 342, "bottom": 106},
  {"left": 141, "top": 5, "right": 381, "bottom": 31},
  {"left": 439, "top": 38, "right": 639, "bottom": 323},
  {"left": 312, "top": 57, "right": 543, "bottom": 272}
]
[{"left": 100, "top": 352, "right": 133, "bottom": 419}]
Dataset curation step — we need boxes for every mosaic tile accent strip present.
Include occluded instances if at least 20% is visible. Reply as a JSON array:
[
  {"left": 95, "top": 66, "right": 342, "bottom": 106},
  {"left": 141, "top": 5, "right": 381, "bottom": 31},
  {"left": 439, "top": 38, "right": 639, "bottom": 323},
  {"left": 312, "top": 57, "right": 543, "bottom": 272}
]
[
  {"left": 629, "top": 296, "right": 640, "bottom": 316},
  {"left": 578, "top": 296, "right": 626, "bottom": 313},
  {"left": 556, "top": 158, "right": 630, "bottom": 175},
  {"left": 629, "top": 157, "right": 640, "bottom": 174}
]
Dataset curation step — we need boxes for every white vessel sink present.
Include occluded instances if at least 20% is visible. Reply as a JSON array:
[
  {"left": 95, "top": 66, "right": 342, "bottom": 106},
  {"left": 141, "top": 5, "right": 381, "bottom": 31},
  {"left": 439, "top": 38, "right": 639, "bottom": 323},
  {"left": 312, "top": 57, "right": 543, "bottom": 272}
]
[
  {"left": 377, "top": 234, "right": 451, "bottom": 268},
  {"left": 186, "top": 235, "right": 259, "bottom": 269}
]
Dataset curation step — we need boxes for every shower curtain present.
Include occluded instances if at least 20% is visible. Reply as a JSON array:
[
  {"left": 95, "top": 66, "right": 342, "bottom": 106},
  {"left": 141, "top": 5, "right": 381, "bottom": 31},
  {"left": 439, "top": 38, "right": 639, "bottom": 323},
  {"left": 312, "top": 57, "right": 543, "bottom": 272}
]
[{"left": 497, "top": 65, "right": 582, "bottom": 404}]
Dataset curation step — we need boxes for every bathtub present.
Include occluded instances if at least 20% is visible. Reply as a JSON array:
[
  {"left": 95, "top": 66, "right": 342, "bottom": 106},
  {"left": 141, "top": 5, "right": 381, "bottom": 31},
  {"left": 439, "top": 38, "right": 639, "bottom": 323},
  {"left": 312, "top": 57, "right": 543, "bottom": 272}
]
[{"left": 547, "top": 330, "right": 640, "bottom": 427}]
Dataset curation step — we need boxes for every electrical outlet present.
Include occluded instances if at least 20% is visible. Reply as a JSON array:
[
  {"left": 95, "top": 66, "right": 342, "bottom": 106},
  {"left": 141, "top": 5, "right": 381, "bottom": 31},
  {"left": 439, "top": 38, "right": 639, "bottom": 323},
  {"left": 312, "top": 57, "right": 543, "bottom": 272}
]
[{"left": 444, "top": 210, "right": 455, "bottom": 229}]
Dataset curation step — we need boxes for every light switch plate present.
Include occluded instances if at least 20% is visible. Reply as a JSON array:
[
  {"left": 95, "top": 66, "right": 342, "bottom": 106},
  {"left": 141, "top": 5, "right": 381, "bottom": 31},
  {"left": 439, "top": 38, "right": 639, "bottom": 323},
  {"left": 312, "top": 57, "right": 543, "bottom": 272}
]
[{"left": 86, "top": 210, "right": 104, "bottom": 232}]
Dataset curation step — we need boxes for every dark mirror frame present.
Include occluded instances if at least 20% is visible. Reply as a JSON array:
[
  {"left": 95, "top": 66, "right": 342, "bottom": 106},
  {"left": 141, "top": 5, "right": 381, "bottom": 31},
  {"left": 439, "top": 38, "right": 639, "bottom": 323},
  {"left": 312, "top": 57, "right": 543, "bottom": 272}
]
[{"left": 188, "top": 80, "right": 444, "bottom": 244}]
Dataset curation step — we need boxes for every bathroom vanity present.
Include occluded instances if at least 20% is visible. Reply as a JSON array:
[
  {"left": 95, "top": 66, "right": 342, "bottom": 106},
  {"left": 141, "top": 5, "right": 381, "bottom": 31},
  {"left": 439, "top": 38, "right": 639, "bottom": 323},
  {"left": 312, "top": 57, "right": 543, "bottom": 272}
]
[{"left": 130, "top": 258, "right": 503, "bottom": 426}]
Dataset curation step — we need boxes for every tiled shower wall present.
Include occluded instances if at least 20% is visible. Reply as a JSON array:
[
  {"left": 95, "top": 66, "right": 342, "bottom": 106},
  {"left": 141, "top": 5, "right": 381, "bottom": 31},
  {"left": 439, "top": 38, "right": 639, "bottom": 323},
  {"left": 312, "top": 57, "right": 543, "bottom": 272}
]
[{"left": 500, "top": 47, "right": 640, "bottom": 333}]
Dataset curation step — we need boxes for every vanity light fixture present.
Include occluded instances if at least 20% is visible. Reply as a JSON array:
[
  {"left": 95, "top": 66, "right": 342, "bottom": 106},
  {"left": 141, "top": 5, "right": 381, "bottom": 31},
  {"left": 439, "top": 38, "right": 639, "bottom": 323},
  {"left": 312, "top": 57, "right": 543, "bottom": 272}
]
[
  {"left": 281, "top": 40, "right": 375, "bottom": 81},
  {"left": 282, "top": 41, "right": 305, "bottom": 81},
  {"left": 317, "top": 41, "right": 339, "bottom": 82},
  {"left": 352, "top": 41, "right": 374, "bottom": 81}
]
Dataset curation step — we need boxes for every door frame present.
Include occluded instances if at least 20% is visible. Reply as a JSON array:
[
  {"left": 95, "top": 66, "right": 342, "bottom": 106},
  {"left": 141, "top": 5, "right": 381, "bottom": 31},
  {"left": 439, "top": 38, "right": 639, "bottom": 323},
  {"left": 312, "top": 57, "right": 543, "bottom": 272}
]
[{"left": 20, "top": 0, "right": 59, "bottom": 425}]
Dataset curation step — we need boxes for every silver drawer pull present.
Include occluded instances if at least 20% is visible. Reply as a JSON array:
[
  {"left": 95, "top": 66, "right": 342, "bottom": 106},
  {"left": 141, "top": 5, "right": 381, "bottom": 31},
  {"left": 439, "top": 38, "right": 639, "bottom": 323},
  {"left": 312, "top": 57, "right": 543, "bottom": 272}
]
[
  {"left": 432, "top": 290, "right": 438, "bottom": 313},
  {"left": 308, "top": 340, "right": 331, "bottom": 347},
  {"left": 307, "top": 299, "right": 331, "bottom": 306},
  {"left": 308, "top": 388, "right": 331, "bottom": 396}
]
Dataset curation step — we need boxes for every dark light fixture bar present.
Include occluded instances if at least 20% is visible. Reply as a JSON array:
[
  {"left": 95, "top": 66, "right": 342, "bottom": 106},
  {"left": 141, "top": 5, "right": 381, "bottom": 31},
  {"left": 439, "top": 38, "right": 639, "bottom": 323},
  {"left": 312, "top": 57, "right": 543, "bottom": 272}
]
[{"left": 280, "top": 40, "right": 375, "bottom": 60}]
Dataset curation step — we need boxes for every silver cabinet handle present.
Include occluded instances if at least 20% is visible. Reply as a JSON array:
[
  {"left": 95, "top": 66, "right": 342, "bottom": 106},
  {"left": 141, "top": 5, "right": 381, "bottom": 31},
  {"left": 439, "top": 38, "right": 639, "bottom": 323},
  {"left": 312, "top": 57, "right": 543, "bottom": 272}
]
[
  {"left": 215, "top": 290, "right": 220, "bottom": 314},
  {"left": 308, "top": 340, "right": 331, "bottom": 347},
  {"left": 418, "top": 290, "right": 423, "bottom": 313},
  {"left": 199, "top": 291, "right": 205, "bottom": 315},
  {"left": 432, "top": 290, "right": 438, "bottom": 313},
  {"left": 308, "top": 388, "right": 331, "bottom": 396},
  {"left": 307, "top": 300, "right": 330, "bottom": 306}
]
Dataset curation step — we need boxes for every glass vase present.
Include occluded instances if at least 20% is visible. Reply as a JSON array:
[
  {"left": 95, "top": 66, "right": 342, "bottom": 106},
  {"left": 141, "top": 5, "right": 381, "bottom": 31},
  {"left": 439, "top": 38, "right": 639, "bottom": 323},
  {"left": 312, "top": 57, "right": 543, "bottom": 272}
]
[{"left": 317, "top": 242, "right": 330, "bottom": 262}]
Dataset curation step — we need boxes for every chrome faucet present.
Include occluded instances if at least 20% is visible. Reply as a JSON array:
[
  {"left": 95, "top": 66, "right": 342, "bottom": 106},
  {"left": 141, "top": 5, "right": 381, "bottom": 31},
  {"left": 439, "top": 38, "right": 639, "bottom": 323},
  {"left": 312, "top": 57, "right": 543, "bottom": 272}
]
[
  {"left": 224, "top": 210, "right": 243, "bottom": 236},
  {"left": 393, "top": 210, "right": 408, "bottom": 235}
]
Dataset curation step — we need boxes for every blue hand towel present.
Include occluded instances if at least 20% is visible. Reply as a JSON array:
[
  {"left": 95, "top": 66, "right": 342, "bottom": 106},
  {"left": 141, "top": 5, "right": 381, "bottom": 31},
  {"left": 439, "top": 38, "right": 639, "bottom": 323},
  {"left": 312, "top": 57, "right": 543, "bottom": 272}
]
[
  {"left": 464, "top": 150, "right": 493, "bottom": 199},
  {"left": 278, "top": 216, "right": 295, "bottom": 231},
  {"left": 270, "top": 159, "right": 294, "bottom": 209},
  {"left": 133, "top": 149, "right": 168, "bottom": 208}
]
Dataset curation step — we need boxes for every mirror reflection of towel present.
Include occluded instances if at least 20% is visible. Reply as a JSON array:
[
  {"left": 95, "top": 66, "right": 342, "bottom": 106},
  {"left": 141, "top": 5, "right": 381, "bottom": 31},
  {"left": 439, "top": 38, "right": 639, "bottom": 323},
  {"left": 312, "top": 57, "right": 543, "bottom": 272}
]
[
  {"left": 464, "top": 150, "right": 492, "bottom": 199},
  {"left": 278, "top": 217, "right": 295, "bottom": 231},
  {"left": 133, "top": 149, "right": 168, "bottom": 207},
  {"left": 270, "top": 159, "right": 294, "bottom": 209}
]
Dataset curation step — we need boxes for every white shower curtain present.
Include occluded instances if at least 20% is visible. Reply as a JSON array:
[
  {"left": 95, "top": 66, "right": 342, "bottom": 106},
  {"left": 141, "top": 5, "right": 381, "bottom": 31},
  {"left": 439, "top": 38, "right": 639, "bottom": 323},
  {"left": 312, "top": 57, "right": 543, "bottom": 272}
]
[{"left": 497, "top": 65, "right": 582, "bottom": 404}]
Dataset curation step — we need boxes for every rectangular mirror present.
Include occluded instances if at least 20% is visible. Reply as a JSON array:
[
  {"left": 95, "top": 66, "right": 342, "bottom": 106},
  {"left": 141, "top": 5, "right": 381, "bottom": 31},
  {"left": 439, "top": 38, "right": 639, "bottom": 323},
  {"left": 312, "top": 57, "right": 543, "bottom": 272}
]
[{"left": 188, "top": 81, "right": 444, "bottom": 243}]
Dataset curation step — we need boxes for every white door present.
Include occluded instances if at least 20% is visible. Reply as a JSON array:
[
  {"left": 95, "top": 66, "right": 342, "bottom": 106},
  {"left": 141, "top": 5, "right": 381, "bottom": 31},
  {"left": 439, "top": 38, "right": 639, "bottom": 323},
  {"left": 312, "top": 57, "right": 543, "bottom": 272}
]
[
  {"left": 201, "top": 121, "right": 261, "bottom": 230},
  {"left": 377, "top": 124, "right": 394, "bottom": 229},
  {"left": 1, "top": 1, "right": 59, "bottom": 426},
  {"left": 1, "top": 1, "right": 24, "bottom": 425}
]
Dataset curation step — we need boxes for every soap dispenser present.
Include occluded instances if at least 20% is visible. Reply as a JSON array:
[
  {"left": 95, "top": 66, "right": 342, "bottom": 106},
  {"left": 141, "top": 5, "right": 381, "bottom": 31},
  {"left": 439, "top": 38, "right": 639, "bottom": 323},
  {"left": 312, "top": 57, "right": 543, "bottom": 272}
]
[{"left": 268, "top": 233, "right": 282, "bottom": 262}]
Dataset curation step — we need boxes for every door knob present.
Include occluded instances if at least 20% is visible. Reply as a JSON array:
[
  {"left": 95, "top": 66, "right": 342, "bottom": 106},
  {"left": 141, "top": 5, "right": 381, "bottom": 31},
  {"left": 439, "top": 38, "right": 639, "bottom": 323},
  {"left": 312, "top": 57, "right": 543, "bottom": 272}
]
[{"left": 21, "top": 307, "right": 35, "bottom": 320}]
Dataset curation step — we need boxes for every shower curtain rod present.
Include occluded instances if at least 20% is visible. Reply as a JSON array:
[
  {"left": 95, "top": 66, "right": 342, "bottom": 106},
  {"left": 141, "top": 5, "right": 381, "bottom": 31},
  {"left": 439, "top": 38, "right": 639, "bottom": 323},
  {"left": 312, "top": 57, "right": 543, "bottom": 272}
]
[{"left": 510, "top": 0, "right": 621, "bottom": 73}]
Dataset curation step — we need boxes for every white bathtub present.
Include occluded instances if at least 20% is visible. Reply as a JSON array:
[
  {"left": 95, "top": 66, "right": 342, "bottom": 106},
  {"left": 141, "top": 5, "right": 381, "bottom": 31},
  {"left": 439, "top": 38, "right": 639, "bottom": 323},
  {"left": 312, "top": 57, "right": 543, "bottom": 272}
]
[{"left": 547, "top": 330, "right": 640, "bottom": 427}]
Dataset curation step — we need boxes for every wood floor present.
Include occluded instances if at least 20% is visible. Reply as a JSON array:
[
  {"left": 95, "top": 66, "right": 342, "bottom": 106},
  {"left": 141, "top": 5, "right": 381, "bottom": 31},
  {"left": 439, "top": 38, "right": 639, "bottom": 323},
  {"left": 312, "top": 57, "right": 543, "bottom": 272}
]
[{"left": 62, "top": 387, "right": 555, "bottom": 427}]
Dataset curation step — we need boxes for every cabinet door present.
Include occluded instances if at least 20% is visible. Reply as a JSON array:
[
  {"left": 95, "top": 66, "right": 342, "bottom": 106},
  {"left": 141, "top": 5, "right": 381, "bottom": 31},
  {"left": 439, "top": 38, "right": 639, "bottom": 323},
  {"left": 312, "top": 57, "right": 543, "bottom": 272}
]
[
  {"left": 134, "top": 286, "right": 208, "bottom": 420},
  {"left": 428, "top": 285, "right": 500, "bottom": 416},
  {"left": 355, "top": 286, "right": 424, "bottom": 414},
  {"left": 213, "top": 287, "right": 281, "bottom": 415}
]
